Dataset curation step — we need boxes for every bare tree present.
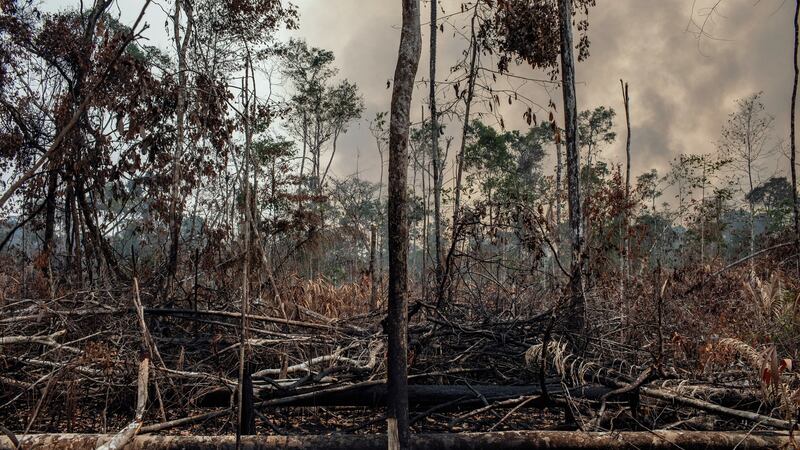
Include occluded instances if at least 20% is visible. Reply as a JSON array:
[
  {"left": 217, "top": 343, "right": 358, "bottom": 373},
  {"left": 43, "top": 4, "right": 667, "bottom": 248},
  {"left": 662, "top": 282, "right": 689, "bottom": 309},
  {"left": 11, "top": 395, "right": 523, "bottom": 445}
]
[
  {"left": 620, "top": 80, "right": 631, "bottom": 300},
  {"left": 429, "top": 0, "right": 444, "bottom": 299},
  {"left": 719, "top": 92, "right": 774, "bottom": 278},
  {"left": 440, "top": 0, "right": 479, "bottom": 308},
  {"left": 386, "top": 0, "right": 421, "bottom": 448},
  {"left": 792, "top": 0, "right": 800, "bottom": 275},
  {"left": 167, "top": 0, "right": 194, "bottom": 288}
]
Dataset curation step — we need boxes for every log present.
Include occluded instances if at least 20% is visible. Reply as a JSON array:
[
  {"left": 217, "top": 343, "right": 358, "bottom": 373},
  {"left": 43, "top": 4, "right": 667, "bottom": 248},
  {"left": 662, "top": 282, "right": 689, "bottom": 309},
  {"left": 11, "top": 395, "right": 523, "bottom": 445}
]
[
  {"left": 251, "top": 383, "right": 615, "bottom": 408},
  {"left": 1, "top": 431, "right": 790, "bottom": 450}
]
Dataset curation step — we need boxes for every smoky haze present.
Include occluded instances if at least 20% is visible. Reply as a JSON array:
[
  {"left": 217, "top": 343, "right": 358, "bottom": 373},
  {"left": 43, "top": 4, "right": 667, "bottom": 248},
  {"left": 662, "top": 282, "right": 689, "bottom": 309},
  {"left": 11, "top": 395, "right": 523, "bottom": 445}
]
[
  {"left": 39, "top": 0, "right": 797, "bottom": 196},
  {"left": 287, "top": 0, "right": 795, "bottom": 201}
]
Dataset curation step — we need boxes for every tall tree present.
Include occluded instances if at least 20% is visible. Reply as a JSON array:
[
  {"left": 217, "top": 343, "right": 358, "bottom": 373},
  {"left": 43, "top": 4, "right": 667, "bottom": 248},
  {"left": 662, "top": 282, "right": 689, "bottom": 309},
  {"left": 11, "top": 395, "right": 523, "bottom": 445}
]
[
  {"left": 428, "top": 0, "right": 443, "bottom": 300},
  {"left": 719, "top": 92, "right": 774, "bottom": 278},
  {"left": 792, "top": 0, "right": 799, "bottom": 274},
  {"left": 441, "top": 0, "right": 480, "bottom": 308},
  {"left": 166, "top": 0, "right": 194, "bottom": 290},
  {"left": 620, "top": 80, "right": 630, "bottom": 297},
  {"left": 386, "top": 0, "right": 421, "bottom": 448},
  {"left": 558, "top": 0, "right": 584, "bottom": 335},
  {"left": 578, "top": 105, "right": 615, "bottom": 285},
  {"left": 281, "top": 39, "right": 335, "bottom": 186}
]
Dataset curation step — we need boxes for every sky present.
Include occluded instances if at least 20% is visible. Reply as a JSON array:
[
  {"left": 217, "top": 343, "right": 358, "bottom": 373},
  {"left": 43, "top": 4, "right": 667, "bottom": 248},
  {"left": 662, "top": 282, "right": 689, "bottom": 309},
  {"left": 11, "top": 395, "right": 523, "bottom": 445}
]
[
  {"left": 41, "top": 0, "right": 798, "bottom": 201},
  {"left": 284, "top": 0, "right": 797, "bottom": 199}
]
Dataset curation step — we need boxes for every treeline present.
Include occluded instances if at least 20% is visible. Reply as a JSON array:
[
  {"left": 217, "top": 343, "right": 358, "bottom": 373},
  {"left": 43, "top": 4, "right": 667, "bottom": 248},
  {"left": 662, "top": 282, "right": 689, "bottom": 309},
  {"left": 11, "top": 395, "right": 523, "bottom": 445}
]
[
  {"left": 0, "top": 2, "right": 798, "bottom": 309},
  {"left": 0, "top": 1, "right": 797, "bottom": 302}
]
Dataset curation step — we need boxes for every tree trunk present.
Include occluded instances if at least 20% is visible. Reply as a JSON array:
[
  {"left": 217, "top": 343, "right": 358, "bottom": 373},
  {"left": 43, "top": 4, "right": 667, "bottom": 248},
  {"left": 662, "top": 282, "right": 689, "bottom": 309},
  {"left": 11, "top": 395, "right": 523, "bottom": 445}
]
[
  {"left": 167, "top": 0, "right": 193, "bottom": 287},
  {"left": 439, "top": 1, "right": 479, "bottom": 309},
  {"left": 620, "top": 80, "right": 630, "bottom": 298},
  {"left": 386, "top": 0, "right": 421, "bottom": 448},
  {"left": 554, "top": 128, "right": 564, "bottom": 282},
  {"left": 42, "top": 169, "right": 58, "bottom": 267},
  {"left": 236, "top": 50, "right": 255, "bottom": 446},
  {"left": 558, "top": 0, "right": 585, "bottom": 335},
  {"left": 429, "top": 0, "right": 444, "bottom": 304},
  {"left": 700, "top": 162, "right": 706, "bottom": 265},
  {"left": 791, "top": 0, "right": 799, "bottom": 275},
  {"left": 747, "top": 163, "right": 755, "bottom": 279},
  {"left": 370, "top": 225, "right": 378, "bottom": 309}
]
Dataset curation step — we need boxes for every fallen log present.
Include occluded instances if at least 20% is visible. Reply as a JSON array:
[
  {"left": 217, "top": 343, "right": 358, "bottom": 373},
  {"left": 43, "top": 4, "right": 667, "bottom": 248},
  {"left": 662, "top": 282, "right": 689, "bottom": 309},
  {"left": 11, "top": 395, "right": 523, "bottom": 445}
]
[
  {"left": 1, "top": 431, "right": 791, "bottom": 450},
  {"left": 588, "top": 366, "right": 793, "bottom": 430},
  {"left": 530, "top": 343, "right": 792, "bottom": 429},
  {"left": 245, "top": 383, "right": 615, "bottom": 408},
  {"left": 143, "top": 308, "right": 365, "bottom": 334}
]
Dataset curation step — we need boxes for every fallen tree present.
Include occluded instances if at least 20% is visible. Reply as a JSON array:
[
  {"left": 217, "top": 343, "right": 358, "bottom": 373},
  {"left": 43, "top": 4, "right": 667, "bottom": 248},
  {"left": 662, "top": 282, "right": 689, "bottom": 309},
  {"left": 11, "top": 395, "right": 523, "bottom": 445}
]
[
  {"left": 250, "top": 383, "right": 616, "bottom": 408},
  {"left": 1, "top": 431, "right": 791, "bottom": 450}
]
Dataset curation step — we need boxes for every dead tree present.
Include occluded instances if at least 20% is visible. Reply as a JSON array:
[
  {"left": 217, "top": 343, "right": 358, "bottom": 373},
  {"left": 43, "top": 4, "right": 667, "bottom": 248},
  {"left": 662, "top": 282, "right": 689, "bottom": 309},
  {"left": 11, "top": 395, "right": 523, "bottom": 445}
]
[
  {"left": 429, "top": 0, "right": 444, "bottom": 302},
  {"left": 620, "top": 80, "right": 631, "bottom": 298},
  {"left": 370, "top": 225, "right": 378, "bottom": 309},
  {"left": 386, "top": 0, "right": 422, "bottom": 448},
  {"left": 792, "top": 0, "right": 799, "bottom": 275},
  {"left": 440, "top": 1, "right": 479, "bottom": 309},
  {"left": 558, "top": 0, "right": 585, "bottom": 335},
  {"left": 167, "top": 0, "right": 194, "bottom": 287}
]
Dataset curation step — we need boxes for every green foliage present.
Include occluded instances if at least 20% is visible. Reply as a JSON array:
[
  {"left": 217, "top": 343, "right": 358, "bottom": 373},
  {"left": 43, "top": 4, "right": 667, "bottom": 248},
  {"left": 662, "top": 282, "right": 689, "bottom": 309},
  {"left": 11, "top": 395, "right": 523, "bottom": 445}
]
[
  {"left": 636, "top": 169, "right": 662, "bottom": 211},
  {"left": 747, "top": 177, "right": 795, "bottom": 232},
  {"left": 463, "top": 120, "right": 549, "bottom": 204},
  {"left": 578, "top": 106, "right": 616, "bottom": 152}
]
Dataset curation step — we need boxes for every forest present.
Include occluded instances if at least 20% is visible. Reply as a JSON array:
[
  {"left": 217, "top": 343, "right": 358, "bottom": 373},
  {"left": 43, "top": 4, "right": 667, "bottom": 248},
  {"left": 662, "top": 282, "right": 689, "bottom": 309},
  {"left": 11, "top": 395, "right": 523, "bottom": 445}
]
[{"left": 1, "top": 0, "right": 799, "bottom": 449}]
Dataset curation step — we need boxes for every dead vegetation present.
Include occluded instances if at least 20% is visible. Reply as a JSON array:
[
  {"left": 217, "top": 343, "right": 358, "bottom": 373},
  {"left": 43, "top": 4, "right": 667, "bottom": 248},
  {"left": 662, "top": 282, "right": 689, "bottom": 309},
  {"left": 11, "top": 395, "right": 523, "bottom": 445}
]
[{"left": 2, "top": 253, "right": 799, "bottom": 447}]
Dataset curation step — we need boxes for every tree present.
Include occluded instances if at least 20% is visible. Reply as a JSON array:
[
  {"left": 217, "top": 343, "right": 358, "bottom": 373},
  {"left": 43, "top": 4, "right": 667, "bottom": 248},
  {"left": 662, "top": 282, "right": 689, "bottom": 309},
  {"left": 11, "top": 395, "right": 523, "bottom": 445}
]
[
  {"left": 386, "top": 0, "right": 421, "bottom": 448},
  {"left": 747, "top": 176, "right": 795, "bottom": 233},
  {"left": 637, "top": 169, "right": 663, "bottom": 213},
  {"left": 281, "top": 39, "right": 335, "bottom": 186},
  {"left": 620, "top": 80, "right": 631, "bottom": 299},
  {"left": 792, "top": 0, "right": 799, "bottom": 275},
  {"left": 463, "top": 120, "right": 548, "bottom": 205},
  {"left": 578, "top": 105, "right": 615, "bottom": 284},
  {"left": 666, "top": 154, "right": 730, "bottom": 264},
  {"left": 166, "top": 0, "right": 194, "bottom": 289},
  {"left": 0, "top": 1, "right": 163, "bottom": 282},
  {"left": 280, "top": 39, "right": 363, "bottom": 196},
  {"left": 719, "top": 92, "right": 774, "bottom": 277},
  {"left": 428, "top": 0, "right": 443, "bottom": 302},
  {"left": 558, "top": 0, "right": 585, "bottom": 336},
  {"left": 319, "top": 80, "right": 364, "bottom": 188}
]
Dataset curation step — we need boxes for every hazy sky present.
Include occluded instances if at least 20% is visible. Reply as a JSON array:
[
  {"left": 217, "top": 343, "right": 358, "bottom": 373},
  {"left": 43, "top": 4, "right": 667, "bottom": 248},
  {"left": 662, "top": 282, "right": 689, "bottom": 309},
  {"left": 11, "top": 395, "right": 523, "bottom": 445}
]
[
  {"left": 285, "top": 0, "right": 796, "bottom": 198},
  {"left": 42, "top": 0, "right": 797, "bottom": 197}
]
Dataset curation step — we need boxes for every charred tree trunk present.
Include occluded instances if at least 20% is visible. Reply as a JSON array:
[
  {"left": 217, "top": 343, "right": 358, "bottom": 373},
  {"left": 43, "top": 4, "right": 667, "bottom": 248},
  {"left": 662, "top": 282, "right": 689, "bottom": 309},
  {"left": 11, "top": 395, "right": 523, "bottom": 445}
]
[
  {"left": 370, "top": 225, "right": 378, "bottom": 309},
  {"left": 237, "top": 49, "right": 255, "bottom": 446},
  {"left": 620, "top": 80, "right": 630, "bottom": 298},
  {"left": 429, "top": 0, "right": 444, "bottom": 306},
  {"left": 74, "top": 178, "right": 125, "bottom": 280},
  {"left": 386, "top": 0, "right": 421, "bottom": 448},
  {"left": 42, "top": 169, "right": 58, "bottom": 268},
  {"left": 558, "top": 0, "right": 585, "bottom": 336},
  {"left": 791, "top": 0, "right": 799, "bottom": 275},
  {"left": 167, "top": 0, "right": 193, "bottom": 288}
]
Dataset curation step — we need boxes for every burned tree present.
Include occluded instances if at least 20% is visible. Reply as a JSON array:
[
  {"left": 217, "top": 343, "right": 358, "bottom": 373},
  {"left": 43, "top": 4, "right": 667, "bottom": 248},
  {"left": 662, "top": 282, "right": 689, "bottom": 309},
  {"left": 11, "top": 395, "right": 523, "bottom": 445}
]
[
  {"left": 558, "top": 0, "right": 585, "bottom": 335},
  {"left": 386, "top": 0, "right": 422, "bottom": 448}
]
